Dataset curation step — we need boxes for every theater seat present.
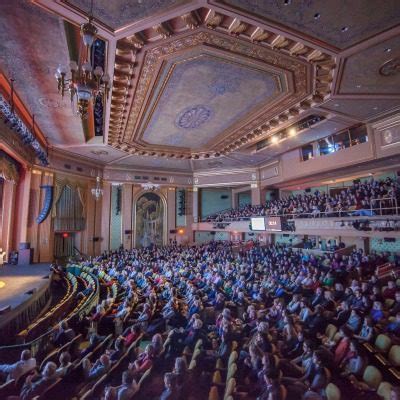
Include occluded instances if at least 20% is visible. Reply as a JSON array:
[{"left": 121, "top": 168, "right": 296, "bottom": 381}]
[
  {"left": 377, "top": 381, "right": 392, "bottom": 400},
  {"left": 388, "top": 345, "right": 400, "bottom": 366},
  {"left": 326, "top": 383, "right": 341, "bottom": 400},
  {"left": 362, "top": 365, "right": 383, "bottom": 390},
  {"left": 208, "top": 386, "right": 219, "bottom": 400},
  {"left": 325, "top": 324, "right": 337, "bottom": 340}
]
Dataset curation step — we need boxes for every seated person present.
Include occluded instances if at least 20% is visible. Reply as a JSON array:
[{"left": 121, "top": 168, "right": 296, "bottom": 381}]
[
  {"left": 339, "top": 340, "right": 364, "bottom": 379},
  {"left": 105, "top": 370, "right": 138, "bottom": 400},
  {"left": 56, "top": 351, "right": 72, "bottom": 377},
  {"left": 256, "top": 369, "right": 282, "bottom": 400},
  {"left": 0, "top": 349, "right": 36, "bottom": 383},
  {"left": 81, "top": 333, "right": 105, "bottom": 357},
  {"left": 120, "top": 325, "right": 142, "bottom": 347},
  {"left": 82, "top": 354, "right": 111, "bottom": 381},
  {"left": 106, "top": 338, "right": 125, "bottom": 363},
  {"left": 52, "top": 320, "right": 75, "bottom": 347},
  {"left": 159, "top": 372, "right": 178, "bottom": 400},
  {"left": 20, "top": 361, "right": 58, "bottom": 400},
  {"left": 128, "top": 344, "right": 155, "bottom": 377}
]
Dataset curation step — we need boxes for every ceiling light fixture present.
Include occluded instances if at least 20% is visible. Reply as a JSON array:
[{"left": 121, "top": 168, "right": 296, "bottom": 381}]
[
  {"left": 91, "top": 176, "right": 104, "bottom": 201},
  {"left": 55, "top": 0, "right": 110, "bottom": 119},
  {"left": 271, "top": 136, "right": 279, "bottom": 144},
  {"left": 341, "top": 26, "right": 349, "bottom": 32},
  {"left": 384, "top": 48, "right": 392, "bottom": 53},
  {"left": 314, "top": 13, "right": 321, "bottom": 19},
  {"left": 288, "top": 127, "right": 297, "bottom": 137}
]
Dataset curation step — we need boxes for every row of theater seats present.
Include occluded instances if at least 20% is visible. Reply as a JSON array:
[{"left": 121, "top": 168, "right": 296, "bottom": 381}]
[{"left": 16, "top": 273, "right": 77, "bottom": 343}]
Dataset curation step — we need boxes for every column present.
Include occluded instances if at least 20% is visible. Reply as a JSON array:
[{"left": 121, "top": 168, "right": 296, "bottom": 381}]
[
  {"left": 167, "top": 187, "right": 176, "bottom": 243},
  {"left": 122, "top": 183, "right": 133, "bottom": 250},
  {"left": 15, "top": 168, "right": 32, "bottom": 247},
  {"left": 1, "top": 180, "right": 16, "bottom": 262},
  {"left": 100, "top": 181, "right": 111, "bottom": 252},
  {"left": 192, "top": 187, "right": 199, "bottom": 223},
  {"left": 251, "top": 184, "right": 268, "bottom": 206},
  {"left": 231, "top": 189, "right": 237, "bottom": 209}
]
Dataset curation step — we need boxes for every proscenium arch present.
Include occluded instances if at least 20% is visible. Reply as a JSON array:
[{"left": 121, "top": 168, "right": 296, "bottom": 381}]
[{"left": 132, "top": 190, "right": 167, "bottom": 248}]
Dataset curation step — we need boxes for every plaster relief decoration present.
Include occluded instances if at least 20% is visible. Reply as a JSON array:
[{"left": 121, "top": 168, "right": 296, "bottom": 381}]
[
  {"left": 0, "top": 154, "right": 19, "bottom": 183},
  {"left": 379, "top": 58, "right": 400, "bottom": 77},
  {"left": 381, "top": 126, "right": 400, "bottom": 146},
  {"left": 135, "top": 192, "right": 164, "bottom": 247}
]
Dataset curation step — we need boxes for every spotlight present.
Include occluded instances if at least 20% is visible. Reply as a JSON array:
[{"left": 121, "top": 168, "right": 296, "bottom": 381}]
[
  {"left": 288, "top": 127, "right": 297, "bottom": 137},
  {"left": 271, "top": 136, "right": 279, "bottom": 144}
]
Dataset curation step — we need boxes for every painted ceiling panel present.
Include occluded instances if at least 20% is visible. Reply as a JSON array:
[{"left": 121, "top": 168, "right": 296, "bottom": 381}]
[
  {"left": 0, "top": 1, "right": 84, "bottom": 146},
  {"left": 219, "top": 0, "right": 400, "bottom": 49},
  {"left": 339, "top": 36, "right": 400, "bottom": 95},
  {"left": 141, "top": 53, "right": 280, "bottom": 150},
  {"left": 321, "top": 99, "right": 400, "bottom": 121},
  {"left": 64, "top": 0, "right": 188, "bottom": 30}
]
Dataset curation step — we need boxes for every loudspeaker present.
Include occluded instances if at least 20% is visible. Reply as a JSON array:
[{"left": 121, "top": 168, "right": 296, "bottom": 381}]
[
  {"left": 384, "top": 237, "right": 396, "bottom": 242},
  {"left": 210, "top": 231, "right": 216, "bottom": 235},
  {"left": 170, "top": 229, "right": 177, "bottom": 234},
  {"left": 353, "top": 179, "right": 360, "bottom": 184},
  {"left": 18, "top": 248, "right": 33, "bottom": 265},
  {"left": 93, "top": 237, "right": 100, "bottom": 242},
  {"left": 221, "top": 195, "right": 229, "bottom": 199},
  {"left": 124, "top": 230, "right": 132, "bottom": 235},
  {"left": 305, "top": 188, "right": 311, "bottom": 193}
]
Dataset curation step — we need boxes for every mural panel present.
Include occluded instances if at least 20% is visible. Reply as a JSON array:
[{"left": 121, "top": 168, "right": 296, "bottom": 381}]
[{"left": 135, "top": 192, "right": 164, "bottom": 248}]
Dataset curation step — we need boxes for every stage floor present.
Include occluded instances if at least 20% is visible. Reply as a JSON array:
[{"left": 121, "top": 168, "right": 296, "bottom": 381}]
[{"left": 0, "top": 263, "right": 50, "bottom": 310}]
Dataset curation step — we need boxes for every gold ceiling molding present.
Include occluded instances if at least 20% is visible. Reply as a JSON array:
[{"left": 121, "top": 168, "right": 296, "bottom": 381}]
[{"left": 107, "top": 6, "right": 336, "bottom": 160}]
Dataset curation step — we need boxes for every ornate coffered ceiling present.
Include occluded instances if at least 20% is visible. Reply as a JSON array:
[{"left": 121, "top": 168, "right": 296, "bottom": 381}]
[
  {"left": 110, "top": 30, "right": 315, "bottom": 158},
  {"left": 0, "top": 0, "right": 399, "bottom": 172}
]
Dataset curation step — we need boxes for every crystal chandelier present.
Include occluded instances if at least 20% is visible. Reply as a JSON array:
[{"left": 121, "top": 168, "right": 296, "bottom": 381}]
[
  {"left": 141, "top": 182, "right": 160, "bottom": 191},
  {"left": 91, "top": 176, "right": 104, "bottom": 201},
  {"left": 54, "top": 0, "right": 110, "bottom": 119}
]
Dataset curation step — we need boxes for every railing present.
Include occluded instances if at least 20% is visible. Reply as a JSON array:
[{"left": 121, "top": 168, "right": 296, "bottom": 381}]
[
  {"left": 203, "top": 201, "right": 399, "bottom": 222},
  {"left": 0, "top": 268, "right": 99, "bottom": 363},
  {"left": 0, "top": 274, "right": 53, "bottom": 346},
  {"left": 371, "top": 197, "right": 398, "bottom": 216},
  {"left": 17, "top": 273, "right": 78, "bottom": 343}
]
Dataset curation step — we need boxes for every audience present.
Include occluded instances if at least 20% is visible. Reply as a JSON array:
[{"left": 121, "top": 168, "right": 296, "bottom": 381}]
[
  {"left": 3, "top": 238, "right": 400, "bottom": 399},
  {"left": 206, "top": 176, "right": 399, "bottom": 221}
]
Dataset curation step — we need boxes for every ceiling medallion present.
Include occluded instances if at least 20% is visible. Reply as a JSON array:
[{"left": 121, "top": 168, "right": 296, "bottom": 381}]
[
  {"left": 54, "top": 0, "right": 110, "bottom": 119},
  {"left": 175, "top": 105, "right": 212, "bottom": 129},
  {"left": 379, "top": 58, "right": 400, "bottom": 77}
]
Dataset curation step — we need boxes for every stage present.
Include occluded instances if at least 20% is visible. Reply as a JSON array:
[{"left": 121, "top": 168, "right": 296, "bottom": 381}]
[{"left": 0, "top": 263, "right": 50, "bottom": 310}]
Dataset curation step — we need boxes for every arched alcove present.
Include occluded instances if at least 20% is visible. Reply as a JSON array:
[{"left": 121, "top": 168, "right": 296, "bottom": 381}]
[{"left": 134, "top": 191, "right": 166, "bottom": 248}]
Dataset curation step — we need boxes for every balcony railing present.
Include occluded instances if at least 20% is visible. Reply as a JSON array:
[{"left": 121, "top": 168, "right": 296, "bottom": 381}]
[{"left": 203, "top": 198, "right": 399, "bottom": 222}]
